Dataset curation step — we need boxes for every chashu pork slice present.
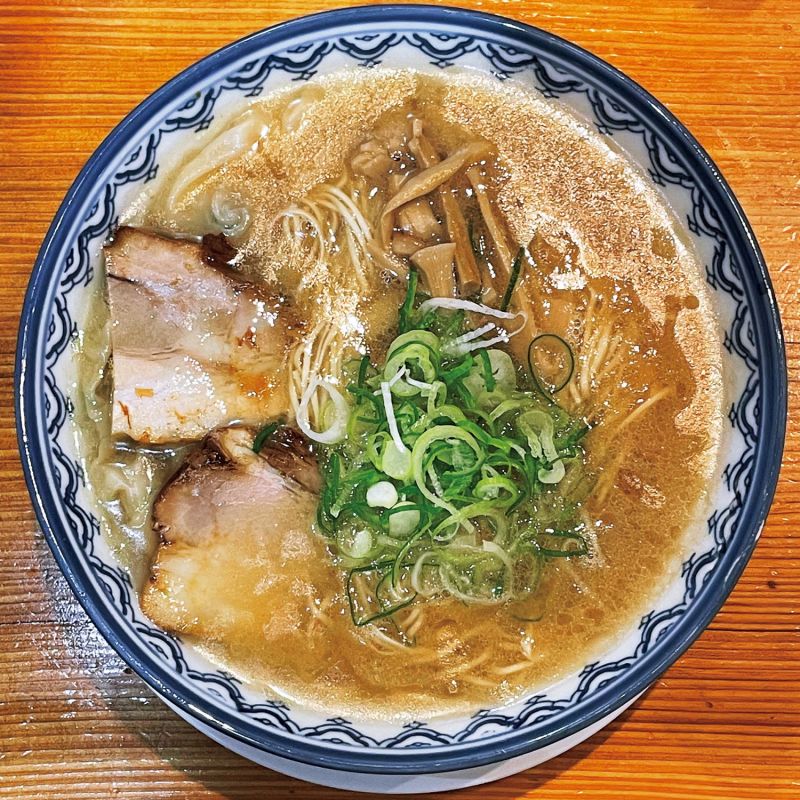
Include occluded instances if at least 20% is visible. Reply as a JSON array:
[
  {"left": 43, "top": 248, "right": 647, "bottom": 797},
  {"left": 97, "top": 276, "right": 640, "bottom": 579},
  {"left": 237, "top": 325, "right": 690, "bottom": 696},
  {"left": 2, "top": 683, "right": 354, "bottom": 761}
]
[
  {"left": 141, "top": 426, "right": 333, "bottom": 645},
  {"left": 106, "top": 227, "right": 297, "bottom": 444}
]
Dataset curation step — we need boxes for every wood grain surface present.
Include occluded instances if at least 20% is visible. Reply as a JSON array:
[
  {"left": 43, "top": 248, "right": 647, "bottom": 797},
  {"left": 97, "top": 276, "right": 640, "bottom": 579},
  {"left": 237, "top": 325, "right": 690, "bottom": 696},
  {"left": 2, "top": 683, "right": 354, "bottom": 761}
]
[{"left": 1, "top": 1, "right": 798, "bottom": 797}]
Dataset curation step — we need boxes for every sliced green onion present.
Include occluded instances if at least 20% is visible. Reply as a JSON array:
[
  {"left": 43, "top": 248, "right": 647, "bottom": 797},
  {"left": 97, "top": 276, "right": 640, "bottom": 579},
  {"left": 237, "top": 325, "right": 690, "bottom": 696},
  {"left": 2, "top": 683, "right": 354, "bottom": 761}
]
[
  {"left": 479, "top": 349, "right": 496, "bottom": 392},
  {"left": 347, "top": 564, "right": 417, "bottom": 626},
  {"left": 482, "top": 539, "right": 514, "bottom": 575},
  {"left": 536, "top": 529, "right": 587, "bottom": 558},
  {"left": 381, "top": 380, "right": 406, "bottom": 454},
  {"left": 388, "top": 501, "right": 421, "bottom": 538},
  {"left": 518, "top": 410, "right": 558, "bottom": 462},
  {"left": 367, "top": 481, "right": 399, "bottom": 509},
  {"left": 398, "top": 268, "right": 419, "bottom": 334},
  {"left": 528, "top": 333, "right": 575, "bottom": 395},
  {"left": 465, "top": 349, "right": 516, "bottom": 405},
  {"left": 412, "top": 425, "right": 483, "bottom": 504},
  {"left": 357, "top": 355, "right": 371, "bottom": 388},
  {"left": 252, "top": 421, "right": 279, "bottom": 453},
  {"left": 314, "top": 273, "right": 590, "bottom": 626},
  {"left": 384, "top": 331, "right": 440, "bottom": 396},
  {"left": 338, "top": 527, "right": 375, "bottom": 559},
  {"left": 474, "top": 475, "right": 519, "bottom": 506},
  {"left": 440, "top": 357, "right": 474, "bottom": 385},
  {"left": 297, "top": 378, "right": 350, "bottom": 444},
  {"left": 538, "top": 459, "right": 565, "bottom": 484},
  {"left": 500, "top": 247, "right": 526, "bottom": 312},
  {"left": 381, "top": 439, "right": 413, "bottom": 482}
]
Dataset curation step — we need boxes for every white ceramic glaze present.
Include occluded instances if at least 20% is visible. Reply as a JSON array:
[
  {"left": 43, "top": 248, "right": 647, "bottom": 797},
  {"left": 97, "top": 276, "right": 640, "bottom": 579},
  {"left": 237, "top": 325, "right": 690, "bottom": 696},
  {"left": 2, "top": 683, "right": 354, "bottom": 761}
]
[{"left": 164, "top": 694, "right": 637, "bottom": 793}]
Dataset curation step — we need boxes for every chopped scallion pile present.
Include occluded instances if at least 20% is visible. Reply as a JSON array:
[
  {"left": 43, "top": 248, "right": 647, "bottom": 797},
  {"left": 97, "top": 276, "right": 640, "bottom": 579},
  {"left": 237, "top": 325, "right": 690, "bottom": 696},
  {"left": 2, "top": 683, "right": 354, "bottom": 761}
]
[{"left": 315, "top": 271, "right": 591, "bottom": 626}]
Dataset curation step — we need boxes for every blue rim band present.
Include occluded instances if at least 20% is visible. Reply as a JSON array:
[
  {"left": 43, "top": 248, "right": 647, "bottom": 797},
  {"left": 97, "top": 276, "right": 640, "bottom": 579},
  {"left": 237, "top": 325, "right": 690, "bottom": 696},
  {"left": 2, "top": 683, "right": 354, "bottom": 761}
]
[{"left": 16, "top": 4, "right": 787, "bottom": 775}]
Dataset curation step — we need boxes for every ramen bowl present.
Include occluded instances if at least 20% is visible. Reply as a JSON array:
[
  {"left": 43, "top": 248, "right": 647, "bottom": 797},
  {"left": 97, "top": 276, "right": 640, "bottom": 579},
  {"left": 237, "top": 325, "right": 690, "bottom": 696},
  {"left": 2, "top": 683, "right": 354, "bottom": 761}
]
[{"left": 16, "top": 5, "right": 786, "bottom": 793}]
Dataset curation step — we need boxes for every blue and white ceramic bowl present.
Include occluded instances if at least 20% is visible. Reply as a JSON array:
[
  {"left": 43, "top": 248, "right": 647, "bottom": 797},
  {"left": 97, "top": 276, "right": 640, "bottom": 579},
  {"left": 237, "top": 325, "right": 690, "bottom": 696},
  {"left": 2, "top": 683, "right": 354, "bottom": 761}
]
[{"left": 16, "top": 5, "right": 786, "bottom": 793}]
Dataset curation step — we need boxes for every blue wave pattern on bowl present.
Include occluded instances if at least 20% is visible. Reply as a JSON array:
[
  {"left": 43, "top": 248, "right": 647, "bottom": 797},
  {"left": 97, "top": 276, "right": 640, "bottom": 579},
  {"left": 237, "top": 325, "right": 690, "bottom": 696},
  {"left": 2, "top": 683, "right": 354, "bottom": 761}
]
[{"left": 27, "top": 9, "right": 781, "bottom": 771}]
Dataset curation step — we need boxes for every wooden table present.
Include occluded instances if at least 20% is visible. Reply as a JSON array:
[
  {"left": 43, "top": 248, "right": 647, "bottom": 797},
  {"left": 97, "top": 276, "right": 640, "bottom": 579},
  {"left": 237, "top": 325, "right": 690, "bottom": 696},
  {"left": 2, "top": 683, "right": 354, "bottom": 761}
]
[{"left": 1, "top": 1, "right": 798, "bottom": 797}]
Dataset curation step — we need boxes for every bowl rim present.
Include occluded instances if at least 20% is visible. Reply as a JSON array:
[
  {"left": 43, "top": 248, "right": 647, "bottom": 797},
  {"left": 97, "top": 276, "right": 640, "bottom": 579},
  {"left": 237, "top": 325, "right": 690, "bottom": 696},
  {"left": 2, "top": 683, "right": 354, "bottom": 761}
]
[{"left": 16, "top": 3, "right": 787, "bottom": 775}]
